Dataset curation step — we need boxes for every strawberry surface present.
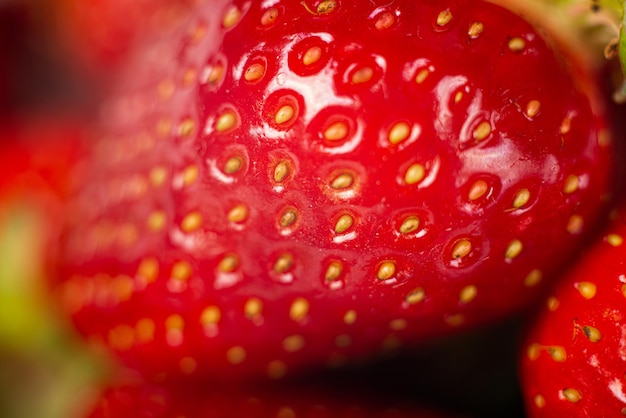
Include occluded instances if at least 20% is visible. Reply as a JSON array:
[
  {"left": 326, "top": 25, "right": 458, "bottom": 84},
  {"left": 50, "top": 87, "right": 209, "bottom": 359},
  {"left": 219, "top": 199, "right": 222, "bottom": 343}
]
[
  {"left": 53, "top": 0, "right": 617, "bottom": 382},
  {"left": 86, "top": 378, "right": 463, "bottom": 418},
  {"left": 519, "top": 206, "right": 626, "bottom": 417}
]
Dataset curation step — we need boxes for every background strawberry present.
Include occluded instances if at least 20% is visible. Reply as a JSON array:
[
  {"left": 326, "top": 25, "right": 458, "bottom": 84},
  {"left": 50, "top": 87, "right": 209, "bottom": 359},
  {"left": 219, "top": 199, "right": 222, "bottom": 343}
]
[
  {"left": 50, "top": 0, "right": 618, "bottom": 384},
  {"left": 519, "top": 204, "right": 626, "bottom": 417}
]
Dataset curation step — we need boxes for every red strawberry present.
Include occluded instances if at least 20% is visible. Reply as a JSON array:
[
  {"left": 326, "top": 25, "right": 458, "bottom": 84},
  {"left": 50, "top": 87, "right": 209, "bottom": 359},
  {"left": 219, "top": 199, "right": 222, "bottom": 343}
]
[
  {"left": 53, "top": 0, "right": 616, "bottom": 382},
  {"left": 519, "top": 205, "right": 626, "bottom": 417},
  {"left": 86, "top": 378, "right": 464, "bottom": 418},
  {"left": 50, "top": 0, "right": 193, "bottom": 69}
]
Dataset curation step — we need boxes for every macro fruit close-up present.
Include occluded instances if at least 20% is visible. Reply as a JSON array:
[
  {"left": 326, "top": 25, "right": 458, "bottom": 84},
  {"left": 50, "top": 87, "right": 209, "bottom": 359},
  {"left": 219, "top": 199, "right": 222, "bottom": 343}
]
[
  {"left": 520, "top": 205, "right": 626, "bottom": 417},
  {"left": 1, "top": 0, "right": 626, "bottom": 417}
]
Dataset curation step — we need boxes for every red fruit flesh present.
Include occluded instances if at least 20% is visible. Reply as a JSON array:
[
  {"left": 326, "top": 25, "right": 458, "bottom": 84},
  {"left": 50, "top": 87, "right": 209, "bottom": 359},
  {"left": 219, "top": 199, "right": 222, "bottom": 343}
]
[
  {"left": 53, "top": 0, "right": 616, "bottom": 382},
  {"left": 520, "top": 207, "right": 626, "bottom": 417}
]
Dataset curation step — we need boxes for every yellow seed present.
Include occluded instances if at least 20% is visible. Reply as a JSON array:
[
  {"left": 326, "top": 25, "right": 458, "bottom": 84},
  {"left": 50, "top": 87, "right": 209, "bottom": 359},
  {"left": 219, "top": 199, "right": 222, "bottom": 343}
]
[
  {"left": 377, "top": 261, "right": 396, "bottom": 281},
  {"left": 582, "top": 325, "right": 602, "bottom": 342},
  {"left": 171, "top": 261, "right": 192, "bottom": 281},
  {"left": 135, "top": 318, "right": 155, "bottom": 343},
  {"left": 275, "top": 105, "right": 295, "bottom": 125},
  {"left": 180, "top": 357, "right": 197, "bottom": 374},
  {"left": 137, "top": 258, "right": 159, "bottom": 283},
  {"left": 375, "top": 12, "right": 395, "bottom": 30},
  {"left": 325, "top": 261, "right": 343, "bottom": 282},
  {"left": 606, "top": 233, "right": 624, "bottom": 247},
  {"left": 222, "top": 6, "right": 242, "bottom": 28},
  {"left": 206, "top": 64, "right": 224, "bottom": 85},
  {"left": 451, "top": 239, "right": 472, "bottom": 259},
  {"left": 181, "top": 211, "right": 202, "bottom": 232},
  {"left": 562, "top": 388, "right": 582, "bottom": 403},
  {"left": 575, "top": 281, "right": 597, "bottom": 300},
  {"left": 335, "top": 334, "right": 352, "bottom": 347},
  {"left": 526, "top": 100, "right": 541, "bottom": 118},
  {"left": 267, "top": 360, "right": 287, "bottom": 379},
  {"left": 459, "top": 285, "right": 478, "bottom": 304},
  {"left": 245, "top": 297, "right": 263, "bottom": 318},
  {"left": 547, "top": 297, "right": 560, "bottom": 311},
  {"left": 228, "top": 204, "right": 249, "bottom": 223},
  {"left": 331, "top": 173, "right": 354, "bottom": 189},
  {"left": 524, "top": 269, "right": 543, "bottom": 287},
  {"left": 513, "top": 188, "right": 531, "bottom": 208},
  {"left": 216, "top": 111, "right": 237, "bottom": 132},
  {"left": 178, "top": 119, "right": 195, "bottom": 137},
  {"left": 406, "top": 288, "right": 426, "bottom": 304},
  {"left": 445, "top": 314, "right": 465, "bottom": 327},
  {"left": 261, "top": 8, "right": 279, "bottom": 26},
  {"left": 181, "top": 165, "right": 199, "bottom": 187},
  {"left": 157, "top": 79, "right": 175, "bottom": 100},
  {"left": 436, "top": 9, "right": 453, "bottom": 26},
  {"left": 156, "top": 118, "right": 172, "bottom": 137},
  {"left": 334, "top": 214, "right": 354, "bottom": 233},
  {"left": 149, "top": 166, "right": 168, "bottom": 186},
  {"left": 324, "top": 121, "right": 349, "bottom": 141},
  {"left": 473, "top": 121, "right": 492, "bottom": 141},
  {"left": 274, "top": 161, "right": 291, "bottom": 183},
  {"left": 108, "top": 325, "right": 135, "bottom": 351},
  {"left": 534, "top": 394, "right": 546, "bottom": 408},
  {"left": 166, "top": 314, "right": 184, "bottom": 331},
  {"left": 505, "top": 239, "right": 523, "bottom": 260},
  {"left": 567, "top": 215, "right": 584, "bottom": 234},
  {"left": 318, "top": 0, "right": 337, "bottom": 14},
  {"left": 454, "top": 91, "right": 464, "bottom": 104},
  {"left": 189, "top": 23, "right": 206, "bottom": 43},
  {"left": 279, "top": 208, "right": 298, "bottom": 228},
  {"left": 560, "top": 117, "right": 572, "bottom": 134},
  {"left": 415, "top": 68, "right": 430, "bottom": 84},
  {"left": 218, "top": 254, "right": 239, "bottom": 273},
  {"left": 404, "top": 163, "right": 426, "bottom": 185},
  {"left": 147, "top": 210, "right": 166, "bottom": 232},
  {"left": 274, "top": 253, "right": 294, "bottom": 273},
  {"left": 282, "top": 335, "right": 305, "bottom": 352},
  {"left": 182, "top": 68, "right": 197, "bottom": 87},
  {"left": 226, "top": 346, "right": 246, "bottom": 364},
  {"left": 200, "top": 306, "right": 221, "bottom": 325},
  {"left": 303, "top": 46, "right": 323, "bottom": 66},
  {"left": 508, "top": 37, "right": 526, "bottom": 52},
  {"left": 277, "top": 407, "right": 296, "bottom": 418},
  {"left": 343, "top": 310, "right": 357, "bottom": 325},
  {"left": 244, "top": 63, "right": 265, "bottom": 82},
  {"left": 224, "top": 157, "right": 243, "bottom": 174},
  {"left": 547, "top": 346, "right": 567, "bottom": 362},
  {"left": 527, "top": 343, "right": 542, "bottom": 360},
  {"left": 468, "top": 180, "right": 489, "bottom": 201},
  {"left": 389, "top": 318, "right": 408, "bottom": 331},
  {"left": 399, "top": 215, "right": 420, "bottom": 234},
  {"left": 389, "top": 122, "right": 411, "bottom": 145},
  {"left": 289, "top": 297, "right": 310, "bottom": 322},
  {"left": 351, "top": 67, "right": 374, "bottom": 84},
  {"left": 468, "top": 21, "right": 484, "bottom": 38},
  {"left": 563, "top": 175, "right": 579, "bottom": 194}
]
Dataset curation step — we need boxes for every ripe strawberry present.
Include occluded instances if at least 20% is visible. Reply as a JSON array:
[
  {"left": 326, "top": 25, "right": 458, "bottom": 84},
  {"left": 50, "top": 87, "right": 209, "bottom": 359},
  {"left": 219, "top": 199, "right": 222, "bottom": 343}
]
[
  {"left": 53, "top": 0, "right": 616, "bottom": 382},
  {"left": 519, "top": 205, "right": 626, "bottom": 417},
  {"left": 50, "top": 0, "right": 193, "bottom": 69},
  {"left": 86, "top": 378, "right": 463, "bottom": 418}
]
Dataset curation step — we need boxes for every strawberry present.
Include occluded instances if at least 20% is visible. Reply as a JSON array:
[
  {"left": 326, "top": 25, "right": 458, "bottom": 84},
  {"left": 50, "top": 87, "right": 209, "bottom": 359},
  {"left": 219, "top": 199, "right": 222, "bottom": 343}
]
[
  {"left": 53, "top": 0, "right": 617, "bottom": 382},
  {"left": 519, "top": 205, "right": 626, "bottom": 417},
  {"left": 86, "top": 377, "right": 463, "bottom": 418}
]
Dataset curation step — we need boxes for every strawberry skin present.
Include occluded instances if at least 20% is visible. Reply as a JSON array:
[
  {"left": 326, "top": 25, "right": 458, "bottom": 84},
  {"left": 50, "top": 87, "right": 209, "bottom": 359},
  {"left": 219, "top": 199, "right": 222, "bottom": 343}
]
[
  {"left": 54, "top": 0, "right": 616, "bottom": 381},
  {"left": 520, "top": 206, "right": 626, "bottom": 417},
  {"left": 87, "top": 379, "right": 463, "bottom": 418}
]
